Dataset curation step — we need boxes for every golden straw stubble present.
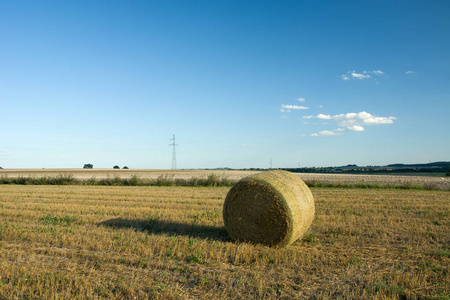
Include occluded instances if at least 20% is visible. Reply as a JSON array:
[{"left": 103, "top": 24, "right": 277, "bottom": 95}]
[{"left": 223, "top": 170, "right": 315, "bottom": 247}]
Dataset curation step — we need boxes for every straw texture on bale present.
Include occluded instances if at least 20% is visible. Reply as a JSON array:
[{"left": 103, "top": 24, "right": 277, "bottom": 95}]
[{"left": 223, "top": 170, "right": 315, "bottom": 247}]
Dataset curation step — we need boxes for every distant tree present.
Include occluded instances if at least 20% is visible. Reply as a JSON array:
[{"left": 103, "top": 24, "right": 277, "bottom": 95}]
[
  {"left": 123, "top": 166, "right": 129, "bottom": 169},
  {"left": 83, "top": 163, "right": 93, "bottom": 169},
  {"left": 446, "top": 172, "right": 450, "bottom": 177},
  {"left": 113, "top": 165, "right": 120, "bottom": 169}
]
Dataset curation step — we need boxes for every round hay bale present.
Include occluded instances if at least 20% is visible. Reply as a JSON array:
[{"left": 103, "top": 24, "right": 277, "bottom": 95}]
[{"left": 223, "top": 170, "right": 314, "bottom": 247}]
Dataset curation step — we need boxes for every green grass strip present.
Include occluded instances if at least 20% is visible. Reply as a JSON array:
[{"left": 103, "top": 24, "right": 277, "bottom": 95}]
[{"left": 0, "top": 174, "right": 448, "bottom": 191}]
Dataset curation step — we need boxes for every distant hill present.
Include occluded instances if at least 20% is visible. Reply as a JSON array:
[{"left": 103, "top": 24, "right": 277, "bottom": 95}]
[
  {"left": 274, "top": 161, "right": 450, "bottom": 175},
  {"left": 386, "top": 161, "right": 450, "bottom": 169}
]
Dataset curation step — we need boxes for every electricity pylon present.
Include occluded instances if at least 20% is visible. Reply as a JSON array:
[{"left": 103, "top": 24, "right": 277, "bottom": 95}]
[{"left": 169, "top": 134, "right": 178, "bottom": 170}]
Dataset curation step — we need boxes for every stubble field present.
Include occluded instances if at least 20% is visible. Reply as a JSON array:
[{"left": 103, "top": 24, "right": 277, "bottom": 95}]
[{"left": 0, "top": 171, "right": 449, "bottom": 299}]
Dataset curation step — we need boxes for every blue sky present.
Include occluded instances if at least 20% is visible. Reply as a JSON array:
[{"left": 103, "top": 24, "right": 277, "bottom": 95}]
[{"left": 1, "top": 0, "right": 449, "bottom": 169}]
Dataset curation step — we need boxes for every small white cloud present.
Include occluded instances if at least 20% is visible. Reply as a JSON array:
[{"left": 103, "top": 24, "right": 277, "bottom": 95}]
[
  {"left": 405, "top": 70, "right": 416, "bottom": 75},
  {"left": 297, "top": 98, "right": 306, "bottom": 102},
  {"left": 351, "top": 71, "right": 371, "bottom": 79},
  {"left": 334, "top": 111, "right": 396, "bottom": 126},
  {"left": 341, "top": 70, "right": 385, "bottom": 81},
  {"left": 311, "top": 130, "right": 343, "bottom": 137},
  {"left": 316, "top": 114, "right": 331, "bottom": 120},
  {"left": 347, "top": 125, "right": 365, "bottom": 131},
  {"left": 281, "top": 104, "right": 309, "bottom": 110},
  {"left": 305, "top": 111, "right": 396, "bottom": 137},
  {"left": 280, "top": 108, "right": 289, "bottom": 112},
  {"left": 318, "top": 105, "right": 323, "bottom": 108}
]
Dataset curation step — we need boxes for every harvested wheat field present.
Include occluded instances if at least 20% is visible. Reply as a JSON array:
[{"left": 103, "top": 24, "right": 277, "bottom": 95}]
[{"left": 0, "top": 180, "right": 448, "bottom": 299}]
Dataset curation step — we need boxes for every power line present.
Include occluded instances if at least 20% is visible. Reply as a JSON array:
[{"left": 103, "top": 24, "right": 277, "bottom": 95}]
[{"left": 169, "top": 134, "right": 178, "bottom": 169}]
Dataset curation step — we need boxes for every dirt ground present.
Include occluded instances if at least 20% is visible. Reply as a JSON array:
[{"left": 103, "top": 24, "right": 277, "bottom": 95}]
[{"left": 1, "top": 168, "right": 449, "bottom": 190}]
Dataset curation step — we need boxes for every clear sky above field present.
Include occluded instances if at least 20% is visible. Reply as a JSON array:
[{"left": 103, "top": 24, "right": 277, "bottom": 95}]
[{"left": 1, "top": 1, "right": 449, "bottom": 169}]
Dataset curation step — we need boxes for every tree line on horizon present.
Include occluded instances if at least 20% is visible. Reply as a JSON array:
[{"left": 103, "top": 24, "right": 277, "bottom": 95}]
[{"left": 82, "top": 164, "right": 129, "bottom": 169}]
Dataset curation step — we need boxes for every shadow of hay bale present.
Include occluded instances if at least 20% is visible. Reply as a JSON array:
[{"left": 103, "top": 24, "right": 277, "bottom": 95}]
[{"left": 98, "top": 218, "right": 231, "bottom": 242}]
